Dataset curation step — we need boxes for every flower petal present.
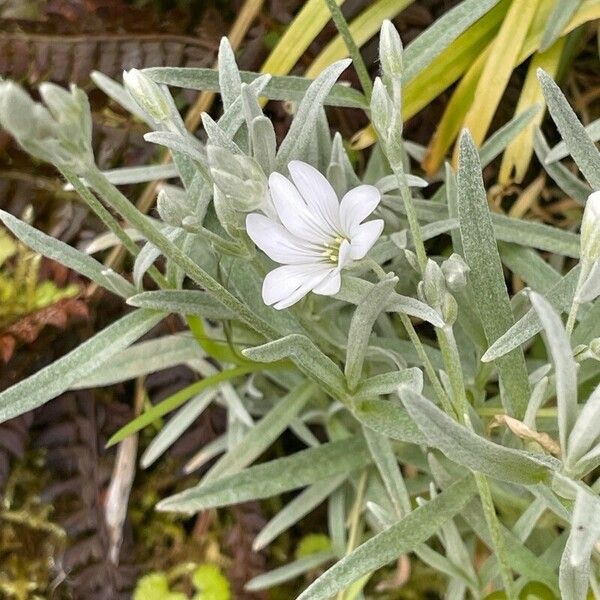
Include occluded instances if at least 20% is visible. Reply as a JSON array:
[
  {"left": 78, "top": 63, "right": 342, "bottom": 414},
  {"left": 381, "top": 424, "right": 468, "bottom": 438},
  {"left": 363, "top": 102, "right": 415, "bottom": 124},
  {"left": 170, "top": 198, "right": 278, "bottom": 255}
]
[
  {"left": 246, "top": 213, "right": 322, "bottom": 264},
  {"left": 339, "top": 184, "right": 381, "bottom": 235},
  {"left": 288, "top": 161, "right": 341, "bottom": 231},
  {"left": 262, "top": 263, "right": 333, "bottom": 309},
  {"left": 312, "top": 270, "right": 341, "bottom": 296},
  {"left": 337, "top": 238, "right": 353, "bottom": 269},
  {"left": 269, "top": 172, "right": 335, "bottom": 244},
  {"left": 349, "top": 219, "right": 384, "bottom": 260}
]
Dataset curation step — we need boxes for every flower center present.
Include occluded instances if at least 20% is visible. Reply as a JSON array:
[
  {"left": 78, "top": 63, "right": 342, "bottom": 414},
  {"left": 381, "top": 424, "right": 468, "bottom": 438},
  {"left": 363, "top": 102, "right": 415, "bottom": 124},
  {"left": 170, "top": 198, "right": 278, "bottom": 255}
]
[{"left": 322, "top": 235, "right": 347, "bottom": 264}]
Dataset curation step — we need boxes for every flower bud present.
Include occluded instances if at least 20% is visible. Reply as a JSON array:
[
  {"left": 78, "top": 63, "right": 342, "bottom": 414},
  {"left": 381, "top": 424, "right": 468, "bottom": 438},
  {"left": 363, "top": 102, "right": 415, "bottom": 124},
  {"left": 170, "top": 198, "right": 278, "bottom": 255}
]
[
  {"left": 441, "top": 253, "right": 470, "bottom": 291},
  {"left": 207, "top": 145, "right": 268, "bottom": 213},
  {"left": 379, "top": 20, "right": 403, "bottom": 82},
  {"left": 123, "top": 69, "right": 171, "bottom": 123},
  {"left": 0, "top": 82, "right": 37, "bottom": 140},
  {"left": 581, "top": 191, "right": 600, "bottom": 263},
  {"left": 422, "top": 259, "right": 446, "bottom": 309},
  {"left": 156, "top": 187, "right": 192, "bottom": 228}
]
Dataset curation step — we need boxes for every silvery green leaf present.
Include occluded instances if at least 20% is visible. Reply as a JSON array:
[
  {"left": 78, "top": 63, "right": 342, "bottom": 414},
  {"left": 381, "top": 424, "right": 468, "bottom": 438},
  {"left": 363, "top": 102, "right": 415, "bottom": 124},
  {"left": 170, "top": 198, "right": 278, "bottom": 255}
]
[
  {"left": 457, "top": 131, "right": 530, "bottom": 417},
  {"left": 353, "top": 398, "right": 425, "bottom": 445},
  {"left": 327, "top": 132, "right": 360, "bottom": 195},
  {"left": 217, "top": 37, "right": 242, "bottom": 110},
  {"left": 144, "top": 67, "right": 367, "bottom": 109},
  {"left": 243, "top": 335, "right": 347, "bottom": 402},
  {"left": 144, "top": 130, "right": 209, "bottom": 169},
  {"left": 84, "top": 228, "right": 145, "bottom": 254},
  {"left": 122, "top": 69, "right": 172, "bottom": 123},
  {"left": 127, "top": 289, "right": 235, "bottom": 320},
  {"left": 184, "top": 434, "right": 227, "bottom": 474},
  {"left": 72, "top": 333, "right": 202, "bottom": 388},
  {"left": 0, "top": 209, "right": 135, "bottom": 298},
  {"left": 402, "top": 0, "right": 502, "bottom": 83},
  {"left": 379, "top": 20, "right": 403, "bottom": 83},
  {"left": 499, "top": 242, "right": 561, "bottom": 292},
  {"left": 546, "top": 118, "right": 600, "bottom": 164},
  {"left": 345, "top": 276, "right": 397, "bottom": 391},
  {"left": 534, "top": 129, "right": 590, "bottom": 205},
  {"left": 101, "top": 268, "right": 137, "bottom": 298},
  {"left": 246, "top": 551, "right": 336, "bottom": 591},
  {"left": 538, "top": 69, "right": 600, "bottom": 189},
  {"left": 203, "top": 381, "right": 314, "bottom": 482},
  {"left": 249, "top": 115, "right": 276, "bottom": 174},
  {"left": 156, "top": 187, "right": 191, "bottom": 227},
  {"left": 482, "top": 266, "right": 580, "bottom": 362},
  {"left": 328, "top": 485, "right": 347, "bottom": 553},
  {"left": 529, "top": 291, "right": 578, "bottom": 453},
  {"left": 559, "top": 487, "right": 600, "bottom": 600},
  {"left": 566, "top": 383, "right": 600, "bottom": 469},
  {"left": 141, "top": 389, "right": 217, "bottom": 468},
  {"left": 363, "top": 426, "right": 411, "bottom": 517},
  {"left": 276, "top": 59, "right": 351, "bottom": 169},
  {"left": 133, "top": 240, "right": 160, "bottom": 289},
  {"left": 64, "top": 163, "right": 180, "bottom": 190},
  {"left": 201, "top": 112, "right": 243, "bottom": 155},
  {"left": 399, "top": 387, "right": 556, "bottom": 485},
  {"left": 335, "top": 276, "right": 444, "bottom": 327},
  {"left": 0, "top": 310, "right": 162, "bottom": 423},
  {"left": 523, "top": 376, "right": 550, "bottom": 430},
  {"left": 376, "top": 174, "right": 428, "bottom": 193},
  {"left": 91, "top": 71, "right": 152, "bottom": 124},
  {"left": 315, "top": 108, "right": 333, "bottom": 172},
  {"left": 156, "top": 436, "right": 370, "bottom": 514},
  {"left": 540, "top": 0, "right": 584, "bottom": 52},
  {"left": 296, "top": 477, "right": 476, "bottom": 600},
  {"left": 253, "top": 476, "right": 345, "bottom": 551},
  {"left": 353, "top": 367, "right": 423, "bottom": 400},
  {"left": 575, "top": 261, "right": 600, "bottom": 304}
]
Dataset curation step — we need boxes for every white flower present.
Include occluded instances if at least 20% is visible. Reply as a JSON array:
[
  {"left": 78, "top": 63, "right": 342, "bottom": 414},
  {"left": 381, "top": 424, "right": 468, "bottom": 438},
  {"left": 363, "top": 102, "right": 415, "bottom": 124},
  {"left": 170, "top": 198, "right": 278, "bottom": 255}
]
[{"left": 246, "top": 160, "right": 383, "bottom": 310}]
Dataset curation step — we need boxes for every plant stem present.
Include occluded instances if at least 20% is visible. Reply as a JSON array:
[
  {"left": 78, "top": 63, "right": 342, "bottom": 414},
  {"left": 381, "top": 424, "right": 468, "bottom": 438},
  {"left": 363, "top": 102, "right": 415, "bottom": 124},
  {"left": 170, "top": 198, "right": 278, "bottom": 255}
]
[
  {"left": 474, "top": 473, "right": 516, "bottom": 599},
  {"left": 391, "top": 163, "right": 428, "bottom": 272},
  {"left": 398, "top": 313, "right": 455, "bottom": 417},
  {"left": 437, "top": 326, "right": 469, "bottom": 421},
  {"left": 323, "top": 0, "right": 373, "bottom": 100}
]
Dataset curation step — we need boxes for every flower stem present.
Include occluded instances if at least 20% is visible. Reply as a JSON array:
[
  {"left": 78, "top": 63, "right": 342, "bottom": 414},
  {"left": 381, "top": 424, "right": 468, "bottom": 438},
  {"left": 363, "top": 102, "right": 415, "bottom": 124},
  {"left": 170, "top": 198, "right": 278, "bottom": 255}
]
[
  {"left": 391, "top": 162, "right": 428, "bottom": 273},
  {"left": 323, "top": 0, "right": 373, "bottom": 100},
  {"left": 436, "top": 326, "right": 469, "bottom": 421}
]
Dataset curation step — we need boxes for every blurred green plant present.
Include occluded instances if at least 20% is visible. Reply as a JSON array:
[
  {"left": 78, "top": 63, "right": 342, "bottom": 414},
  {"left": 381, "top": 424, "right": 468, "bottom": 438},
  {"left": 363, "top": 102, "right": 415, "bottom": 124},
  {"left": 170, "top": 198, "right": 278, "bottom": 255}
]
[{"left": 0, "top": 225, "right": 79, "bottom": 330}]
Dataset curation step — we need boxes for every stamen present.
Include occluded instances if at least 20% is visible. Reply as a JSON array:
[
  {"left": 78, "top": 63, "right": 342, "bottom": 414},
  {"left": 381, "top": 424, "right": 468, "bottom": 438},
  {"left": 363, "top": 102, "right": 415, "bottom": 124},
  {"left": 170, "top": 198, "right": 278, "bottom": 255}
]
[{"left": 322, "top": 235, "right": 346, "bottom": 264}]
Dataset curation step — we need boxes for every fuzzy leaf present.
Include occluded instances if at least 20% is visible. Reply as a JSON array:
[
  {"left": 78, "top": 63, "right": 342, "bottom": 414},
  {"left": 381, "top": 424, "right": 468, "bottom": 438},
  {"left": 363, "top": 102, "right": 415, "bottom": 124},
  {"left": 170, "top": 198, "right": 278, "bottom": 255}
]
[{"left": 156, "top": 436, "right": 370, "bottom": 514}]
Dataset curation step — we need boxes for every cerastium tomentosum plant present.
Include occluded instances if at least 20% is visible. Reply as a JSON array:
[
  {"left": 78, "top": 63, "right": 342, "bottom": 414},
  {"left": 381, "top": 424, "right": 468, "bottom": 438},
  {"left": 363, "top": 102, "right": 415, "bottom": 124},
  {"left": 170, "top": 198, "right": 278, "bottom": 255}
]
[{"left": 1, "top": 15, "right": 600, "bottom": 600}]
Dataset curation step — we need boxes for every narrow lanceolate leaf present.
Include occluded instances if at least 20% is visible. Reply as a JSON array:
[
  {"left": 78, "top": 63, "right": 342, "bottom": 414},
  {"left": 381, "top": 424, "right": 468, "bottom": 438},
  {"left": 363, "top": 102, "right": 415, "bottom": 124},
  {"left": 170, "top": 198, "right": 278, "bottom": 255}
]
[
  {"left": 529, "top": 292, "right": 578, "bottom": 454},
  {"left": 482, "top": 265, "right": 580, "bottom": 362},
  {"left": 144, "top": 67, "right": 367, "bottom": 109},
  {"left": 127, "top": 290, "right": 235, "bottom": 320},
  {"left": 402, "top": 0, "right": 502, "bottom": 83},
  {"left": 566, "top": 383, "right": 600, "bottom": 469},
  {"left": 345, "top": 277, "right": 397, "bottom": 391},
  {"left": 296, "top": 477, "right": 477, "bottom": 600},
  {"left": 203, "top": 381, "right": 315, "bottom": 482},
  {"left": 559, "top": 487, "right": 600, "bottom": 600},
  {"left": 0, "top": 210, "right": 135, "bottom": 298},
  {"left": 0, "top": 310, "right": 163, "bottom": 423},
  {"left": 156, "top": 436, "right": 370, "bottom": 514},
  {"left": 73, "top": 333, "right": 203, "bottom": 388},
  {"left": 353, "top": 367, "right": 423, "bottom": 400},
  {"left": 457, "top": 132, "right": 530, "bottom": 417},
  {"left": 538, "top": 69, "right": 600, "bottom": 189},
  {"left": 534, "top": 129, "right": 591, "bottom": 205},
  {"left": 276, "top": 59, "right": 351, "bottom": 168},
  {"left": 540, "top": 0, "right": 584, "bottom": 51},
  {"left": 400, "top": 388, "right": 556, "bottom": 485},
  {"left": 243, "top": 335, "right": 348, "bottom": 402},
  {"left": 253, "top": 476, "right": 345, "bottom": 551},
  {"left": 353, "top": 398, "right": 426, "bottom": 445},
  {"left": 545, "top": 118, "right": 600, "bottom": 164}
]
